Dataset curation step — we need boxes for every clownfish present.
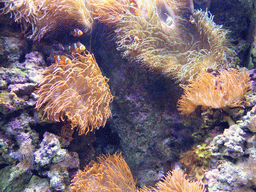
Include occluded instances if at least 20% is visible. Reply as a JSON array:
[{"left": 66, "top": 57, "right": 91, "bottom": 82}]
[
  {"left": 68, "top": 42, "right": 86, "bottom": 54},
  {"left": 70, "top": 28, "right": 83, "bottom": 37},
  {"left": 189, "top": 15, "right": 196, "bottom": 24},
  {"left": 130, "top": 0, "right": 138, "bottom": 16},
  {"left": 124, "top": 35, "right": 140, "bottom": 45},
  {"left": 54, "top": 55, "right": 72, "bottom": 65}
]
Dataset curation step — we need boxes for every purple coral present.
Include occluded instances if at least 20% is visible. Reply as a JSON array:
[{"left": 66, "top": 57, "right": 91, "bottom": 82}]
[
  {"left": 34, "top": 132, "right": 61, "bottom": 167},
  {"left": 209, "top": 125, "right": 246, "bottom": 159},
  {"left": 248, "top": 69, "right": 256, "bottom": 92},
  {"left": 34, "top": 132, "right": 80, "bottom": 191},
  {"left": 23, "top": 51, "right": 45, "bottom": 66}
]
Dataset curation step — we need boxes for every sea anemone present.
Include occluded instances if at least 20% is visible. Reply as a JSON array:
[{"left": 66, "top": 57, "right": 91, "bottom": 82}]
[
  {"left": 92, "top": 0, "right": 234, "bottom": 82},
  {"left": 177, "top": 68, "right": 251, "bottom": 115},
  {"left": 70, "top": 153, "right": 137, "bottom": 192},
  {"left": 71, "top": 153, "right": 205, "bottom": 192},
  {"left": 35, "top": 52, "right": 114, "bottom": 135},
  {"left": 153, "top": 169, "right": 206, "bottom": 192},
  {"left": 1, "top": 0, "right": 93, "bottom": 41}
]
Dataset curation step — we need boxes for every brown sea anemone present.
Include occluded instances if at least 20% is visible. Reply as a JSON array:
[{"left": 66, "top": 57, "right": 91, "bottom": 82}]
[
  {"left": 91, "top": 0, "right": 128, "bottom": 26},
  {"left": 35, "top": 52, "right": 114, "bottom": 135},
  {"left": 92, "top": 0, "right": 234, "bottom": 82},
  {"left": 1, "top": 0, "right": 93, "bottom": 41}
]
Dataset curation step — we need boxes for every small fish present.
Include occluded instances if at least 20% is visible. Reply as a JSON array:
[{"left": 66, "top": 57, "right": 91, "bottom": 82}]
[
  {"left": 124, "top": 35, "right": 140, "bottom": 45},
  {"left": 70, "top": 28, "right": 83, "bottom": 37},
  {"left": 130, "top": 0, "right": 138, "bottom": 16},
  {"left": 54, "top": 55, "right": 72, "bottom": 65},
  {"left": 68, "top": 42, "right": 86, "bottom": 54},
  {"left": 205, "top": 68, "right": 220, "bottom": 76},
  {"left": 189, "top": 15, "right": 196, "bottom": 24}
]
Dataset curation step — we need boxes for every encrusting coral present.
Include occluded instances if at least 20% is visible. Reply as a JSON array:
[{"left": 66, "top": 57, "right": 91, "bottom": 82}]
[
  {"left": 71, "top": 153, "right": 206, "bottom": 192},
  {"left": 178, "top": 145, "right": 212, "bottom": 183},
  {"left": 91, "top": 0, "right": 234, "bottom": 82},
  {"left": 35, "top": 52, "right": 114, "bottom": 135},
  {"left": 177, "top": 68, "right": 251, "bottom": 115},
  {"left": 0, "top": 0, "right": 93, "bottom": 41}
]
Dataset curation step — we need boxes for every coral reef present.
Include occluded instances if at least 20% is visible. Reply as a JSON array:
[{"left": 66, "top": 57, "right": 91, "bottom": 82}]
[
  {"left": 34, "top": 132, "right": 80, "bottom": 191},
  {"left": 177, "top": 68, "right": 251, "bottom": 115},
  {"left": 203, "top": 99, "right": 256, "bottom": 191},
  {"left": 205, "top": 157, "right": 256, "bottom": 192},
  {"left": 0, "top": 35, "right": 28, "bottom": 67},
  {"left": 178, "top": 144, "right": 212, "bottom": 183},
  {"left": 209, "top": 124, "right": 246, "bottom": 159},
  {"left": 0, "top": 0, "right": 256, "bottom": 191},
  {"left": 0, "top": 112, "right": 39, "bottom": 192},
  {"left": 24, "top": 175, "right": 50, "bottom": 192},
  {"left": 0, "top": 51, "right": 44, "bottom": 115},
  {"left": 0, "top": 165, "right": 33, "bottom": 192},
  {"left": 35, "top": 52, "right": 114, "bottom": 135},
  {"left": 0, "top": 0, "right": 93, "bottom": 41}
]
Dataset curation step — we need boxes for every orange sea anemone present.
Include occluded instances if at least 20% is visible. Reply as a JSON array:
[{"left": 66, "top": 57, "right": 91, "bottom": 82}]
[
  {"left": 71, "top": 153, "right": 205, "bottom": 192},
  {"left": 153, "top": 169, "right": 206, "bottom": 192},
  {"left": 177, "top": 68, "right": 251, "bottom": 115},
  {"left": 70, "top": 153, "right": 137, "bottom": 192},
  {"left": 35, "top": 52, "right": 114, "bottom": 135}
]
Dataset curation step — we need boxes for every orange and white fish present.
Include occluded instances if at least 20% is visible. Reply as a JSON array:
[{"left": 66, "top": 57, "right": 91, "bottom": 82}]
[
  {"left": 124, "top": 35, "right": 140, "bottom": 45},
  {"left": 54, "top": 55, "right": 72, "bottom": 65},
  {"left": 70, "top": 28, "right": 83, "bottom": 37},
  {"left": 189, "top": 15, "right": 196, "bottom": 24},
  {"left": 68, "top": 42, "right": 86, "bottom": 54},
  {"left": 130, "top": 0, "right": 138, "bottom": 16}
]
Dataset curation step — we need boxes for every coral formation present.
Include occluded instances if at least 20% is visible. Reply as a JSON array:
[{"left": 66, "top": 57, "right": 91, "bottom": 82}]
[
  {"left": 92, "top": 0, "right": 234, "bottom": 82},
  {"left": 177, "top": 68, "right": 251, "bottom": 115},
  {"left": 36, "top": 52, "right": 114, "bottom": 135},
  {"left": 209, "top": 124, "right": 246, "bottom": 159},
  {"left": 16, "top": 136, "right": 35, "bottom": 169},
  {"left": 0, "top": 36, "right": 28, "bottom": 67},
  {"left": 203, "top": 96, "right": 256, "bottom": 192},
  {"left": 0, "top": 111, "right": 40, "bottom": 192},
  {"left": 0, "top": 0, "right": 93, "bottom": 41},
  {"left": 179, "top": 145, "right": 212, "bottom": 183},
  {"left": 194, "top": 144, "right": 212, "bottom": 165},
  {"left": 34, "top": 132, "right": 80, "bottom": 191}
]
